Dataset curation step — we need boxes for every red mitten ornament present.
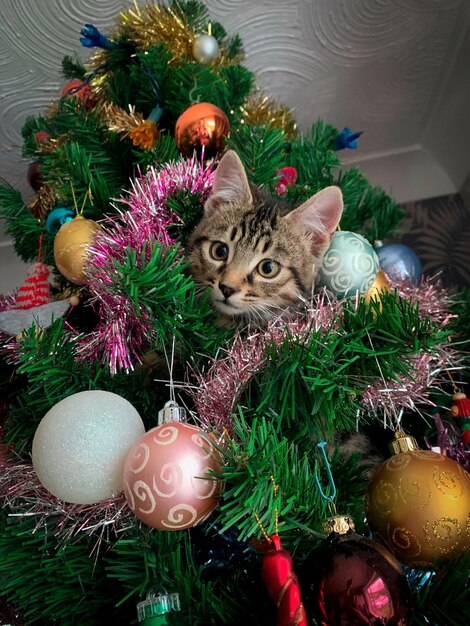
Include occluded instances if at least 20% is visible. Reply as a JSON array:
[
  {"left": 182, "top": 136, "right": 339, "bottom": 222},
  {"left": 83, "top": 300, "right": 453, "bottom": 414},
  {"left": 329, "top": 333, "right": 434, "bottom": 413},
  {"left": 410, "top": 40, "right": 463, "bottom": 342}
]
[{"left": 262, "top": 535, "right": 307, "bottom": 626}]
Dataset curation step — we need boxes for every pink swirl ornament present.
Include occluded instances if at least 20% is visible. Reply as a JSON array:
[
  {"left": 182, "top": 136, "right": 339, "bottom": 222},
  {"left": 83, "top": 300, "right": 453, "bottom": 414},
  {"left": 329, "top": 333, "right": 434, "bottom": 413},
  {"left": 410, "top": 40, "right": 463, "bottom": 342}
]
[{"left": 123, "top": 402, "right": 221, "bottom": 530}]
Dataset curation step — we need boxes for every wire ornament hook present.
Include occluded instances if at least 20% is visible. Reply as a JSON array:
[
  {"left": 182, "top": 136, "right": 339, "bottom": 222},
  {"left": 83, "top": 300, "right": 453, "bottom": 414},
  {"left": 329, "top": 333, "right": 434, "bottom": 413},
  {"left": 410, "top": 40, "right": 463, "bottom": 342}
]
[{"left": 313, "top": 441, "right": 337, "bottom": 504}]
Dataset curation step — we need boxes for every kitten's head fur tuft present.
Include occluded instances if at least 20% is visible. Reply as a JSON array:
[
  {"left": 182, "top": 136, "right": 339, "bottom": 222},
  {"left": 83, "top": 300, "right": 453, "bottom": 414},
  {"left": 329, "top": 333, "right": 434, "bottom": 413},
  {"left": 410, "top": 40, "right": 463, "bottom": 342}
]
[{"left": 187, "top": 151, "right": 343, "bottom": 323}]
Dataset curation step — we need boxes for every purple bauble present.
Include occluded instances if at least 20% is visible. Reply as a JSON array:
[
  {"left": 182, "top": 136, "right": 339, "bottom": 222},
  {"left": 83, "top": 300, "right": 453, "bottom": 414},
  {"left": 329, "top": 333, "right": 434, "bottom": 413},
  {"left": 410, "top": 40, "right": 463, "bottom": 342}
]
[{"left": 376, "top": 243, "right": 422, "bottom": 284}]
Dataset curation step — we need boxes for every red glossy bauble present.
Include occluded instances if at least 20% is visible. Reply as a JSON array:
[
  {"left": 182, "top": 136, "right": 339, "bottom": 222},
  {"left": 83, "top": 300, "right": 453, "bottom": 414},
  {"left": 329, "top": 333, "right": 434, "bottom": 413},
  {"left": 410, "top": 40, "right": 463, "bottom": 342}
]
[
  {"left": 301, "top": 518, "right": 410, "bottom": 626},
  {"left": 60, "top": 79, "right": 97, "bottom": 110}
]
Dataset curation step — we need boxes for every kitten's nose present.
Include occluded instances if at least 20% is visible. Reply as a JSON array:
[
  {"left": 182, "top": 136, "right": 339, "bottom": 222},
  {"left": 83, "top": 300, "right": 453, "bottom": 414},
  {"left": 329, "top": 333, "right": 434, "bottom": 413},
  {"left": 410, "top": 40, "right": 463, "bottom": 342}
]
[{"left": 219, "top": 283, "right": 238, "bottom": 299}]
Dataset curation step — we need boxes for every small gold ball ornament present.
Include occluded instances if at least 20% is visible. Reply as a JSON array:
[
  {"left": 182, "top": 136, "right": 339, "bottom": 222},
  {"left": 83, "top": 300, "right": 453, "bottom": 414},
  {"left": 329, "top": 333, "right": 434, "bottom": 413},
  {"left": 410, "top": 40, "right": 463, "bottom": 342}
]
[
  {"left": 175, "top": 102, "right": 230, "bottom": 158},
  {"left": 365, "top": 431, "right": 470, "bottom": 569},
  {"left": 53, "top": 215, "right": 100, "bottom": 284}
]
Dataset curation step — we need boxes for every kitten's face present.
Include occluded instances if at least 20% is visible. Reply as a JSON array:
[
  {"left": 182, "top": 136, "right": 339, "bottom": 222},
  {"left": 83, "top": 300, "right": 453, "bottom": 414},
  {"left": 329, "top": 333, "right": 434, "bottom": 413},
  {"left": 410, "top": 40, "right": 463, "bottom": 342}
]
[{"left": 188, "top": 151, "right": 343, "bottom": 323}]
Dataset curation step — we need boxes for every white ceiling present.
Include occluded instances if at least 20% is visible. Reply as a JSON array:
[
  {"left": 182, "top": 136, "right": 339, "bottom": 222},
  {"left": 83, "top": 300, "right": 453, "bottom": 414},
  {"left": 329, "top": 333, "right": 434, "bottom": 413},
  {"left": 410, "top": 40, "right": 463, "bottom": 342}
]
[{"left": 1, "top": 0, "right": 469, "bottom": 290}]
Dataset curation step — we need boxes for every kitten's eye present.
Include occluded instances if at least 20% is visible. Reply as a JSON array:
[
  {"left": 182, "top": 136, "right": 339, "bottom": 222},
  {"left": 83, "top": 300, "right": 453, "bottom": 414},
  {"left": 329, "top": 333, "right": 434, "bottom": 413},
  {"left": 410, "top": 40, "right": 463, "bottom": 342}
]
[
  {"left": 257, "top": 259, "right": 281, "bottom": 278},
  {"left": 209, "top": 241, "right": 229, "bottom": 261}
]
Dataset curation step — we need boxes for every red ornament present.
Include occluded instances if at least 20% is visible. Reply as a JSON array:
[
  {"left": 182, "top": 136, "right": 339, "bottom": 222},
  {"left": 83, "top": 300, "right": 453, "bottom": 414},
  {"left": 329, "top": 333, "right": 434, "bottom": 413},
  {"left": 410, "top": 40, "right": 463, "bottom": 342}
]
[
  {"left": 262, "top": 535, "right": 308, "bottom": 626},
  {"left": 60, "top": 79, "right": 97, "bottom": 110},
  {"left": 276, "top": 167, "right": 297, "bottom": 195},
  {"left": 34, "top": 130, "right": 50, "bottom": 145},
  {"left": 301, "top": 517, "right": 410, "bottom": 625},
  {"left": 450, "top": 392, "right": 470, "bottom": 444}
]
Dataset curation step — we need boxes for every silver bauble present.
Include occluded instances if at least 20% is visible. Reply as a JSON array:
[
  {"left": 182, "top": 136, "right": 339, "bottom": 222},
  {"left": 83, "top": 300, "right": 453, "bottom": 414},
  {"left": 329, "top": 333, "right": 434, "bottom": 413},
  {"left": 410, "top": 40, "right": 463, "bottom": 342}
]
[{"left": 193, "top": 34, "right": 219, "bottom": 63}]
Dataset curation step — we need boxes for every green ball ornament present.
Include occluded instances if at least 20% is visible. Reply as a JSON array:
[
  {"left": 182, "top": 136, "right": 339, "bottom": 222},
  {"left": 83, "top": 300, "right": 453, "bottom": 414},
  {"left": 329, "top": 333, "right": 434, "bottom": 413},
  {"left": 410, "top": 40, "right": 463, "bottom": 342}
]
[{"left": 318, "top": 231, "right": 379, "bottom": 298}]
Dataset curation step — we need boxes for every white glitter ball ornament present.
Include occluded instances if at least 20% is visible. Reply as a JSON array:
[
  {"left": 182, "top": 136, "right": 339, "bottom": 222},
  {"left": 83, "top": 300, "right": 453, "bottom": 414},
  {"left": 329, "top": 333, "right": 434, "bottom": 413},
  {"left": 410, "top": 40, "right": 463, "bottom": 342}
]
[
  {"left": 317, "top": 231, "right": 379, "bottom": 299},
  {"left": 32, "top": 390, "right": 145, "bottom": 504}
]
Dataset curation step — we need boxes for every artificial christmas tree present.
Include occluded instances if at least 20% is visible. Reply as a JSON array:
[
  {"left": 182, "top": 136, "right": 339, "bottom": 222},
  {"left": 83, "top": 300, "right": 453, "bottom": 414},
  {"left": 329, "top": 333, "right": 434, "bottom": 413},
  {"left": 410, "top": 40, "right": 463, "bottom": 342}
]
[{"left": 0, "top": 2, "right": 468, "bottom": 625}]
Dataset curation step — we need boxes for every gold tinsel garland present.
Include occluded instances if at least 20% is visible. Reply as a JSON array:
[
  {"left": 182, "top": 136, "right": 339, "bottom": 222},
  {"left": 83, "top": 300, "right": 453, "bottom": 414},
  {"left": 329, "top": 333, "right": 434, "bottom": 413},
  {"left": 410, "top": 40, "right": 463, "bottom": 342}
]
[
  {"left": 240, "top": 93, "right": 298, "bottom": 140},
  {"left": 86, "top": 1, "right": 243, "bottom": 92},
  {"left": 28, "top": 185, "right": 58, "bottom": 222},
  {"left": 35, "top": 134, "right": 71, "bottom": 156},
  {"left": 120, "top": 2, "right": 196, "bottom": 63},
  {"left": 99, "top": 102, "right": 145, "bottom": 137}
]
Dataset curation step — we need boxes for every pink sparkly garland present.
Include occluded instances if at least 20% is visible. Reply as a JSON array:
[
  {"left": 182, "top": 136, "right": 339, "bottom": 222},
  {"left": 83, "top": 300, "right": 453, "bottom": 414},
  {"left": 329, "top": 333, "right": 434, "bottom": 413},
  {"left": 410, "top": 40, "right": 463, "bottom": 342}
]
[
  {"left": 76, "top": 156, "right": 215, "bottom": 374},
  {"left": 193, "top": 290, "right": 342, "bottom": 431},
  {"left": 0, "top": 458, "right": 136, "bottom": 552},
  {"left": 194, "top": 279, "right": 458, "bottom": 432}
]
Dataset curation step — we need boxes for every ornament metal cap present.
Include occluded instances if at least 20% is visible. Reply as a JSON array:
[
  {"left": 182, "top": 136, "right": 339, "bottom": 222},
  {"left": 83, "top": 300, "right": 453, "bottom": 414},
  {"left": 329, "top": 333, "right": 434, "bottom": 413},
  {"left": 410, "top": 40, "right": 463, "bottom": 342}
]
[
  {"left": 389, "top": 429, "right": 419, "bottom": 455},
  {"left": 320, "top": 515, "right": 355, "bottom": 536},
  {"left": 137, "top": 588, "right": 181, "bottom": 622},
  {"left": 157, "top": 400, "right": 187, "bottom": 426}
]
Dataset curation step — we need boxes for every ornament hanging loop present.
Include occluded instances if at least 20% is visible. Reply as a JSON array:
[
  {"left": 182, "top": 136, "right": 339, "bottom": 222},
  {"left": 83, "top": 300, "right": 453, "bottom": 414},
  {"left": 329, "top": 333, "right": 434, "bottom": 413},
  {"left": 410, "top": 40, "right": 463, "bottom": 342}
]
[{"left": 314, "top": 441, "right": 337, "bottom": 504}]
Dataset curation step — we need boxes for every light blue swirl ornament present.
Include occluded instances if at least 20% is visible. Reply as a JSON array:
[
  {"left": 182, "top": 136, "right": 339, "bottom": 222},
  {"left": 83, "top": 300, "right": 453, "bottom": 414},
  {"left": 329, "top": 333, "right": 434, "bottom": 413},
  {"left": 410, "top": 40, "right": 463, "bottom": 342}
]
[
  {"left": 318, "top": 231, "right": 379, "bottom": 299},
  {"left": 375, "top": 243, "right": 422, "bottom": 284}
]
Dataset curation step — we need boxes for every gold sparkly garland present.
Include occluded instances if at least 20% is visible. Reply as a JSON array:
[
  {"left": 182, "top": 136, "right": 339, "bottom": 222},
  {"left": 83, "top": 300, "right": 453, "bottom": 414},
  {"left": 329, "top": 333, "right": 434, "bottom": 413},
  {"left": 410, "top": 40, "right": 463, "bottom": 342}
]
[
  {"left": 240, "top": 93, "right": 298, "bottom": 140},
  {"left": 119, "top": 2, "right": 196, "bottom": 63},
  {"left": 28, "top": 185, "right": 58, "bottom": 221},
  {"left": 99, "top": 102, "right": 145, "bottom": 137},
  {"left": 86, "top": 0, "right": 243, "bottom": 90}
]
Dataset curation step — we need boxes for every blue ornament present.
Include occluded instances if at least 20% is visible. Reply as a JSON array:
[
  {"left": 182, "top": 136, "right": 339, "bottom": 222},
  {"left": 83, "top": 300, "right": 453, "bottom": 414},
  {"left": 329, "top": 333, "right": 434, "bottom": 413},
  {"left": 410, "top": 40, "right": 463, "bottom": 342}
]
[
  {"left": 80, "top": 24, "right": 114, "bottom": 49},
  {"left": 46, "top": 208, "right": 75, "bottom": 234},
  {"left": 335, "top": 127, "right": 363, "bottom": 150},
  {"left": 375, "top": 243, "right": 422, "bottom": 284},
  {"left": 318, "top": 231, "right": 379, "bottom": 299}
]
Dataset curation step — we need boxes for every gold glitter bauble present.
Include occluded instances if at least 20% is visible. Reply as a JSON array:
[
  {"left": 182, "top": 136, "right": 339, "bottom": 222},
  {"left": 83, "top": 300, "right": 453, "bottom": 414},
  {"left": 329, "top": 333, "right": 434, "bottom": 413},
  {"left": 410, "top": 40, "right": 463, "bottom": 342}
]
[
  {"left": 53, "top": 215, "right": 100, "bottom": 284},
  {"left": 365, "top": 433, "right": 470, "bottom": 568},
  {"left": 175, "top": 102, "right": 229, "bottom": 158}
]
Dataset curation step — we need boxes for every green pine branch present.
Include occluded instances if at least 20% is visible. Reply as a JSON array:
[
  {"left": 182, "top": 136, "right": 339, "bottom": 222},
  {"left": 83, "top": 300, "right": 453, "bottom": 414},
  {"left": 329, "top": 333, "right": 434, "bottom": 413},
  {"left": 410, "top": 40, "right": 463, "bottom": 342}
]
[
  {"left": 410, "top": 551, "right": 470, "bottom": 626},
  {"left": 0, "top": 513, "right": 128, "bottom": 626},
  {"left": 227, "top": 124, "right": 287, "bottom": 187},
  {"left": 0, "top": 183, "right": 50, "bottom": 264}
]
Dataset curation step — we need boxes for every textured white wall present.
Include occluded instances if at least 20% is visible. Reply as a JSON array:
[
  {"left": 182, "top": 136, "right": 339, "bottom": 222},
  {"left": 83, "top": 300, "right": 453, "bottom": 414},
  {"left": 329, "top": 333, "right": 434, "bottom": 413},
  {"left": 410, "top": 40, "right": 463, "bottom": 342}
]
[{"left": 1, "top": 0, "right": 469, "bottom": 292}]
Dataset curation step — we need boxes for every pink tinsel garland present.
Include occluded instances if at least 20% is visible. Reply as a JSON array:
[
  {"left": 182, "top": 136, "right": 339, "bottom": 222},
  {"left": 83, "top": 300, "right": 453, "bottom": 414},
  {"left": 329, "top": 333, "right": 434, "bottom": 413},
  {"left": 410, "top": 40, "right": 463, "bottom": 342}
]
[
  {"left": 76, "top": 156, "right": 215, "bottom": 374},
  {"left": 0, "top": 459, "right": 136, "bottom": 553},
  {"left": 194, "top": 278, "right": 459, "bottom": 432}
]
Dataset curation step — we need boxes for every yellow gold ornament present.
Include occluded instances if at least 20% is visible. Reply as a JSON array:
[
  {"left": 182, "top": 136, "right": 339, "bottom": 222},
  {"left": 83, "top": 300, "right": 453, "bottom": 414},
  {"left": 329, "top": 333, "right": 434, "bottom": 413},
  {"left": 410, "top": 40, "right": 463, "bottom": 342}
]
[
  {"left": 363, "top": 269, "right": 391, "bottom": 308},
  {"left": 365, "top": 430, "right": 470, "bottom": 569},
  {"left": 53, "top": 215, "right": 100, "bottom": 284}
]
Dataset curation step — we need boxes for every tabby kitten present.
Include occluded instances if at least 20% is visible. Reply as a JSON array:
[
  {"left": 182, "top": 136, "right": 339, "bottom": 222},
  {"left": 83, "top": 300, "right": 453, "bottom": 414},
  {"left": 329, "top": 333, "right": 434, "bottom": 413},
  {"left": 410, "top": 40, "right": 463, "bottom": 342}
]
[{"left": 188, "top": 151, "right": 343, "bottom": 324}]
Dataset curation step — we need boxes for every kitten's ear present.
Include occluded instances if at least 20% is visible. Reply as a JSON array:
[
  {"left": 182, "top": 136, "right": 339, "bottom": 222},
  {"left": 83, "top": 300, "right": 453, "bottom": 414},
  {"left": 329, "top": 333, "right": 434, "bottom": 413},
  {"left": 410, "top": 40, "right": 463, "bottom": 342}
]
[
  {"left": 285, "top": 186, "right": 343, "bottom": 248},
  {"left": 205, "top": 151, "right": 252, "bottom": 215}
]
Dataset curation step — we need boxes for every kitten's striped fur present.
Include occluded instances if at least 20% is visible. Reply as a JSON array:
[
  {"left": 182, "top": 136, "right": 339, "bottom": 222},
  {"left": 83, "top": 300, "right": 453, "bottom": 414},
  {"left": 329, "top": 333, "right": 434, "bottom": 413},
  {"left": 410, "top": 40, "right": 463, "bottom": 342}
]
[{"left": 188, "top": 151, "right": 343, "bottom": 325}]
